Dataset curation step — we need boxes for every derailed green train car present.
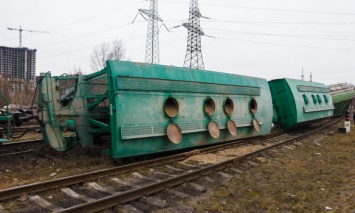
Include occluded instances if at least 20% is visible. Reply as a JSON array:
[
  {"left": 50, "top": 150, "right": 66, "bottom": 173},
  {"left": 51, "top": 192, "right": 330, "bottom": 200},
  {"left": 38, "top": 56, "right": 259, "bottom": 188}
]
[
  {"left": 327, "top": 83, "right": 355, "bottom": 115},
  {"left": 38, "top": 61, "right": 273, "bottom": 158},
  {"left": 269, "top": 78, "right": 334, "bottom": 130}
]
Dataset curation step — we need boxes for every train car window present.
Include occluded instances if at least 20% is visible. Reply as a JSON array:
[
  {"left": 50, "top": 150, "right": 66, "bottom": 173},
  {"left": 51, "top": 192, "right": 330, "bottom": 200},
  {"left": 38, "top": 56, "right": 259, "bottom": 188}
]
[
  {"left": 303, "top": 95, "right": 309, "bottom": 104},
  {"left": 323, "top": 95, "right": 329, "bottom": 103},
  {"left": 164, "top": 97, "right": 179, "bottom": 117},
  {"left": 317, "top": 95, "right": 322, "bottom": 103},
  {"left": 311, "top": 95, "right": 317, "bottom": 104}
]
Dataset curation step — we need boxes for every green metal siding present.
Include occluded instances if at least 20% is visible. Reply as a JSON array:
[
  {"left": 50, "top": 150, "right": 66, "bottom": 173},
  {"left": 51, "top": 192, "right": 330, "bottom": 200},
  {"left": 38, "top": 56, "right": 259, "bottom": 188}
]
[
  {"left": 330, "top": 90, "right": 355, "bottom": 115},
  {"left": 106, "top": 61, "right": 273, "bottom": 158},
  {"left": 269, "top": 78, "right": 334, "bottom": 129}
]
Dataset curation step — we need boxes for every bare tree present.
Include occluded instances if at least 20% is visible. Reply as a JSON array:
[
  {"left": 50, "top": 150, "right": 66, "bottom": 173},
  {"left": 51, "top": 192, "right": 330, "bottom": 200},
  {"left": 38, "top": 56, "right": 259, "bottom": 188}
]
[
  {"left": 0, "top": 76, "right": 11, "bottom": 108},
  {"left": 70, "top": 64, "right": 83, "bottom": 75},
  {"left": 11, "top": 81, "right": 36, "bottom": 107},
  {"left": 90, "top": 39, "right": 126, "bottom": 71}
]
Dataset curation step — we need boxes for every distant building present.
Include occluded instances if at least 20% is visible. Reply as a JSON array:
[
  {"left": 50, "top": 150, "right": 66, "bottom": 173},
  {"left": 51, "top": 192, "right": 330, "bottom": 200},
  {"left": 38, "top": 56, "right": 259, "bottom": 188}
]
[{"left": 0, "top": 46, "right": 36, "bottom": 81}]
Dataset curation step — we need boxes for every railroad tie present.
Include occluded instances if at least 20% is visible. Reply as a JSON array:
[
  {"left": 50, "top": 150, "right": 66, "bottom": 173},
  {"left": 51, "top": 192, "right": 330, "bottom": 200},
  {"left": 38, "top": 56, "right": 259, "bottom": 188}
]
[
  {"left": 284, "top": 146, "right": 295, "bottom": 150},
  {"left": 61, "top": 188, "right": 95, "bottom": 202},
  {"left": 204, "top": 176, "right": 216, "bottom": 183},
  {"left": 230, "top": 168, "right": 244, "bottom": 174},
  {"left": 113, "top": 205, "right": 143, "bottom": 213},
  {"left": 165, "top": 165, "right": 185, "bottom": 172},
  {"left": 141, "top": 197, "right": 169, "bottom": 208},
  {"left": 217, "top": 172, "right": 233, "bottom": 179},
  {"left": 188, "top": 182, "right": 207, "bottom": 193},
  {"left": 111, "top": 177, "right": 138, "bottom": 188},
  {"left": 0, "top": 205, "right": 9, "bottom": 213},
  {"left": 86, "top": 182, "right": 116, "bottom": 194},
  {"left": 150, "top": 169, "right": 176, "bottom": 177},
  {"left": 29, "top": 195, "right": 64, "bottom": 212},
  {"left": 132, "top": 172, "right": 156, "bottom": 182},
  {"left": 178, "top": 162, "right": 202, "bottom": 168},
  {"left": 247, "top": 161, "right": 259, "bottom": 167},
  {"left": 166, "top": 189, "right": 188, "bottom": 199}
]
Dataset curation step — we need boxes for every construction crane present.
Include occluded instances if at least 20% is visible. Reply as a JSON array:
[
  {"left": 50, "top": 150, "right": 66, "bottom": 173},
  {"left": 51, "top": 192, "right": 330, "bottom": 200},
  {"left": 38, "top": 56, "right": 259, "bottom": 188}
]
[
  {"left": 7, "top": 26, "right": 49, "bottom": 80},
  {"left": 7, "top": 25, "right": 49, "bottom": 48}
]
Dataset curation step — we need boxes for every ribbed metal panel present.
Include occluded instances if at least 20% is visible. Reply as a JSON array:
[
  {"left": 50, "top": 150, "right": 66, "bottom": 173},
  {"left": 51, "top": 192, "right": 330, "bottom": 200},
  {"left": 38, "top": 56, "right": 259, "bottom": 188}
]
[
  {"left": 297, "top": 85, "right": 330, "bottom": 93},
  {"left": 121, "top": 116, "right": 264, "bottom": 140},
  {"left": 303, "top": 105, "right": 334, "bottom": 113},
  {"left": 331, "top": 90, "right": 355, "bottom": 103},
  {"left": 117, "top": 77, "right": 261, "bottom": 96}
]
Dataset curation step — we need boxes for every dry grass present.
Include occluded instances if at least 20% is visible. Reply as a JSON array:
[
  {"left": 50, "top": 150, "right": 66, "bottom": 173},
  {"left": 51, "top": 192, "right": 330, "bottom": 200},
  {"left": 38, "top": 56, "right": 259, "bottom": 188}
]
[{"left": 190, "top": 121, "right": 355, "bottom": 212}]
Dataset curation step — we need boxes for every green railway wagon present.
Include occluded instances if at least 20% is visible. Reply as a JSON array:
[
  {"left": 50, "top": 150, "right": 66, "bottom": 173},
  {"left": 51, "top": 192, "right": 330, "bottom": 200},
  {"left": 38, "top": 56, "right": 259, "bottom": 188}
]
[
  {"left": 269, "top": 78, "right": 334, "bottom": 130},
  {"left": 38, "top": 61, "right": 273, "bottom": 158},
  {"left": 327, "top": 84, "right": 355, "bottom": 115},
  {"left": 0, "top": 93, "right": 12, "bottom": 143}
]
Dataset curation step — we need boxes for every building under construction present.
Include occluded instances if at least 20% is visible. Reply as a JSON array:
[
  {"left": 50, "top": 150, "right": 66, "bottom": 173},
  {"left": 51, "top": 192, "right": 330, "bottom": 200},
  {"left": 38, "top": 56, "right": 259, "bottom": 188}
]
[{"left": 0, "top": 46, "right": 36, "bottom": 81}]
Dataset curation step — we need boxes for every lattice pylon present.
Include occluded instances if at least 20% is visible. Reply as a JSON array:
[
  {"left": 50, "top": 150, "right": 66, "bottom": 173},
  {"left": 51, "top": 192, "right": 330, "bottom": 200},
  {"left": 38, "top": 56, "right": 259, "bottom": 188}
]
[
  {"left": 139, "top": 0, "right": 163, "bottom": 64},
  {"left": 183, "top": 0, "right": 205, "bottom": 70}
]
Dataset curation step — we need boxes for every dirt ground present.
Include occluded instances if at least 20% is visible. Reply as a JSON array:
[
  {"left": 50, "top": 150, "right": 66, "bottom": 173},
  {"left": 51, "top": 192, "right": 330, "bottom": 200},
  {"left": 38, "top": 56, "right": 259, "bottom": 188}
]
[
  {"left": 189, "top": 120, "right": 355, "bottom": 212},
  {"left": 0, "top": 138, "right": 114, "bottom": 190},
  {"left": 1, "top": 120, "right": 355, "bottom": 212}
]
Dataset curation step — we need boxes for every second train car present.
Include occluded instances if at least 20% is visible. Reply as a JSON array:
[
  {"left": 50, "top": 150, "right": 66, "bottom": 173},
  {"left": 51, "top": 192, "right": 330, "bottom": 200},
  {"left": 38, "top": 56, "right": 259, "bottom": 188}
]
[{"left": 269, "top": 78, "right": 334, "bottom": 129}]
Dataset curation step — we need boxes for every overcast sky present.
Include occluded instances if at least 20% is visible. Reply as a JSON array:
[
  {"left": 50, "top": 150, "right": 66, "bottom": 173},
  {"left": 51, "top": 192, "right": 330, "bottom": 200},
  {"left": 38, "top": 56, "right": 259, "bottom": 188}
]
[{"left": 1, "top": 0, "right": 354, "bottom": 85}]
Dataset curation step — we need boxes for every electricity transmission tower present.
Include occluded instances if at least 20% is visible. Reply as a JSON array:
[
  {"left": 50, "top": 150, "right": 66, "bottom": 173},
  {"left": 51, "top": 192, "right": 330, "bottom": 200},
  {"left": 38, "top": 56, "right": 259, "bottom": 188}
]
[
  {"left": 7, "top": 26, "right": 49, "bottom": 79},
  {"left": 134, "top": 0, "right": 167, "bottom": 64},
  {"left": 183, "top": 0, "right": 205, "bottom": 70}
]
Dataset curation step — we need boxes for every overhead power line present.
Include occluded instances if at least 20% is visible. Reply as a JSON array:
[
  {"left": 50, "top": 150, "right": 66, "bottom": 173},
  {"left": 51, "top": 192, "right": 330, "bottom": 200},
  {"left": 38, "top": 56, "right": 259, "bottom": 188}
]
[
  {"left": 212, "top": 36, "right": 355, "bottom": 51},
  {"left": 45, "top": 0, "right": 145, "bottom": 31},
  {"left": 37, "top": 22, "right": 140, "bottom": 48},
  {"left": 203, "top": 20, "right": 355, "bottom": 25},
  {"left": 203, "top": 28, "right": 355, "bottom": 41},
  {"left": 0, "top": 1, "right": 144, "bottom": 44},
  {"left": 161, "top": 0, "right": 355, "bottom": 16}
]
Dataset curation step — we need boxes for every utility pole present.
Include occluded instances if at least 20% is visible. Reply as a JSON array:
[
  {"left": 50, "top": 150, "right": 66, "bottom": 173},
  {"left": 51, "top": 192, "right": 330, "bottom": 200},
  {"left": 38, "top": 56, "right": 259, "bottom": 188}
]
[
  {"left": 310, "top": 72, "right": 313, "bottom": 82},
  {"left": 7, "top": 26, "right": 49, "bottom": 80},
  {"left": 301, "top": 68, "right": 304, "bottom": 81},
  {"left": 133, "top": 0, "right": 167, "bottom": 64},
  {"left": 183, "top": 0, "right": 205, "bottom": 70}
]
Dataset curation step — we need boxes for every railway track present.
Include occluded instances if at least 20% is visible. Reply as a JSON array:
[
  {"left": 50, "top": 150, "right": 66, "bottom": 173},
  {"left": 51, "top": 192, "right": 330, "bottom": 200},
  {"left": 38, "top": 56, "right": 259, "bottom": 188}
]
[
  {"left": 0, "top": 117, "right": 341, "bottom": 212},
  {"left": 0, "top": 139, "right": 43, "bottom": 156},
  {"left": 0, "top": 126, "right": 39, "bottom": 133}
]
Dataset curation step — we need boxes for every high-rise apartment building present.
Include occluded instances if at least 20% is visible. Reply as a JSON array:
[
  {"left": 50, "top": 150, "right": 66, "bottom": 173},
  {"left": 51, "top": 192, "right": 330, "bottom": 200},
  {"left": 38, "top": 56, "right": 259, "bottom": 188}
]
[{"left": 0, "top": 46, "right": 36, "bottom": 81}]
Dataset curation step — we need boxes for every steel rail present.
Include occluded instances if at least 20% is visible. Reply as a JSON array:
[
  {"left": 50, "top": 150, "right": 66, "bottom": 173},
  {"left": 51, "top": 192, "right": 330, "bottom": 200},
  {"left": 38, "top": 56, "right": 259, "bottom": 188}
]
[
  {"left": 0, "top": 149, "right": 36, "bottom": 156},
  {"left": 0, "top": 132, "right": 283, "bottom": 200},
  {"left": 1, "top": 139, "right": 43, "bottom": 146},
  {"left": 59, "top": 118, "right": 341, "bottom": 213}
]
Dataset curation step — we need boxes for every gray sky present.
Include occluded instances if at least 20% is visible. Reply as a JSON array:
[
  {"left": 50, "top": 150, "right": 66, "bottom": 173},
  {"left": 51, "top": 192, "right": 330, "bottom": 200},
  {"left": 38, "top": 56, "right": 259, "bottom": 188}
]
[{"left": 1, "top": 0, "right": 355, "bottom": 85}]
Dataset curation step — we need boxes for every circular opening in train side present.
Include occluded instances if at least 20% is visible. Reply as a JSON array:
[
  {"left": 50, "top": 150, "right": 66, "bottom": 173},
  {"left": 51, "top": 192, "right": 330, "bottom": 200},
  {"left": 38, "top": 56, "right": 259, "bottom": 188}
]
[
  {"left": 164, "top": 97, "right": 179, "bottom": 118},
  {"left": 227, "top": 120, "right": 237, "bottom": 136},
  {"left": 208, "top": 121, "right": 220, "bottom": 139},
  {"left": 250, "top": 99, "right": 258, "bottom": 114},
  {"left": 323, "top": 95, "right": 329, "bottom": 103},
  {"left": 224, "top": 98, "right": 234, "bottom": 115},
  {"left": 303, "top": 94, "right": 309, "bottom": 104},
  {"left": 253, "top": 118, "right": 260, "bottom": 132},
  {"left": 316, "top": 95, "right": 322, "bottom": 103},
  {"left": 311, "top": 95, "right": 317, "bottom": 104},
  {"left": 167, "top": 124, "right": 182, "bottom": 144},
  {"left": 204, "top": 98, "right": 216, "bottom": 116}
]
